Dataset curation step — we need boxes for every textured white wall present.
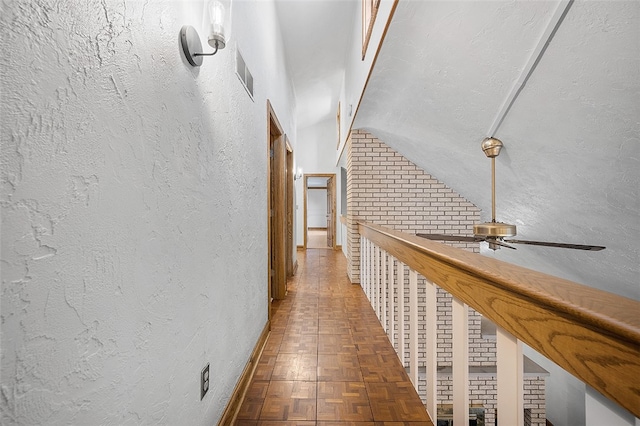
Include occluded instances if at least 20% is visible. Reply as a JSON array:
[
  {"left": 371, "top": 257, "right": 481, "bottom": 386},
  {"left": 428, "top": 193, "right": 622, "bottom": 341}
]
[{"left": 0, "top": 0, "right": 296, "bottom": 424}]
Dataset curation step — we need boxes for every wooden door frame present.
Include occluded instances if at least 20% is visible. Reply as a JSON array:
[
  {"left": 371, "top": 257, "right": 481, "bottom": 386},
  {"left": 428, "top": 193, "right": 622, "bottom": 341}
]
[
  {"left": 285, "top": 140, "right": 295, "bottom": 277},
  {"left": 303, "top": 173, "right": 337, "bottom": 250},
  {"left": 267, "top": 101, "right": 288, "bottom": 315},
  {"left": 326, "top": 175, "right": 335, "bottom": 249}
]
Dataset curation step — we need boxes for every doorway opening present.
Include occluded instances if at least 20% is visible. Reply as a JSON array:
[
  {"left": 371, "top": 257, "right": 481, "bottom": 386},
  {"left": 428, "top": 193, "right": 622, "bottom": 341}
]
[{"left": 303, "top": 174, "right": 336, "bottom": 250}]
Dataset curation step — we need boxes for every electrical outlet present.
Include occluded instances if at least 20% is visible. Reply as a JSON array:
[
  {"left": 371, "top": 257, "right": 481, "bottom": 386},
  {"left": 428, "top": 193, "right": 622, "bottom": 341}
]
[{"left": 201, "top": 363, "right": 210, "bottom": 400}]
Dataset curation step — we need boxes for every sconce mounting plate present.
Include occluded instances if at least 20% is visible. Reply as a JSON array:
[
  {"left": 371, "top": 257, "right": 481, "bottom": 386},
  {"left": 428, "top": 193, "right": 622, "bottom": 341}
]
[{"left": 180, "top": 25, "right": 203, "bottom": 67}]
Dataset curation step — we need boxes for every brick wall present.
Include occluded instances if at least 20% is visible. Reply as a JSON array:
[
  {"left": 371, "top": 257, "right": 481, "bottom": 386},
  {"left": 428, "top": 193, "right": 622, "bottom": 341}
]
[
  {"left": 346, "top": 129, "right": 481, "bottom": 282},
  {"left": 347, "top": 129, "right": 487, "bottom": 365},
  {"left": 432, "top": 375, "right": 546, "bottom": 426},
  {"left": 524, "top": 378, "right": 547, "bottom": 426}
]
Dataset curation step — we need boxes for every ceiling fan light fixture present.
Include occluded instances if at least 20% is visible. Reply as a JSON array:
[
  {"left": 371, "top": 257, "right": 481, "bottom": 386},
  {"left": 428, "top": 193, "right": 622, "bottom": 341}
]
[{"left": 473, "top": 221, "right": 517, "bottom": 238}]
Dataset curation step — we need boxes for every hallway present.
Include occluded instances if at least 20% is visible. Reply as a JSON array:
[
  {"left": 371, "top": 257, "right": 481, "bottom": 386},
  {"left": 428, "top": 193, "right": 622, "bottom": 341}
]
[
  {"left": 307, "top": 229, "right": 331, "bottom": 249},
  {"left": 236, "top": 249, "right": 433, "bottom": 425}
]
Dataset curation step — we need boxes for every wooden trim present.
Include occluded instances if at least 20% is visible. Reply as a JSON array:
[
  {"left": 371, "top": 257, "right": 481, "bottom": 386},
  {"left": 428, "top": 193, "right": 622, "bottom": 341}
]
[
  {"left": 267, "top": 100, "right": 287, "bottom": 308},
  {"left": 361, "top": 0, "right": 380, "bottom": 60},
  {"left": 309, "top": 227, "right": 328, "bottom": 231},
  {"left": 217, "top": 320, "right": 271, "bottom": 426},
  {"left": 266, "top": 102, "right": 274, "bottom": 319},
  {"left": 328, "top": 176, "right": 337, "bottom": 250},
  {"left": 303, "top": 176, "right": 308, "bottom": 249},
  {"left": 286, "top": 140, "right": 294, "bottom": 278},
  {"left": 308, "top": 186, "right": 328, "bottom": 190},
  {"left": 272, "top": 135, "right": 287, "bottom": 299},
  {"left": 358, "top": 221, "right": 640, "bottom": 417},
  {"left": 267, "top": 100, "right": 284, "bottom": 136}
]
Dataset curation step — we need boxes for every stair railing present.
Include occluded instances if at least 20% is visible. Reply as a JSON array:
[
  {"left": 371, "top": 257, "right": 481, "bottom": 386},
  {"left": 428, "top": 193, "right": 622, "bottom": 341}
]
[{"left": 358, "top": 221, "right": 640, "bottom": 424}]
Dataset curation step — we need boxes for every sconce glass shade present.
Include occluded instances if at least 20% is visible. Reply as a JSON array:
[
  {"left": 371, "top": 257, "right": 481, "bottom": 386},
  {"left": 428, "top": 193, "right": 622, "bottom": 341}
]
[
  {"left": 208, "top": 0, "right": 226, "bottom": 49},
  {"left": 180, "top": 0, "right": 231, "bottom": 67}
]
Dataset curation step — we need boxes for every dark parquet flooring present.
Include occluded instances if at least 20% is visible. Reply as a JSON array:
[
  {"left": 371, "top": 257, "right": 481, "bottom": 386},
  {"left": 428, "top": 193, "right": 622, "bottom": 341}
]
[{"left": 236, "top": 249, "right": 433, "bottom": 426}]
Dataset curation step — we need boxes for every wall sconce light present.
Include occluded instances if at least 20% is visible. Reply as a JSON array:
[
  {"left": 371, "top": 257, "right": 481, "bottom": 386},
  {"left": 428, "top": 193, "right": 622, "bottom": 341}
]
[
  {"left": 180, "top": 0, "right": 231, "bottom": 67},
  {"left": 294, "top": 168, "right": 303, "bottom": 181}
]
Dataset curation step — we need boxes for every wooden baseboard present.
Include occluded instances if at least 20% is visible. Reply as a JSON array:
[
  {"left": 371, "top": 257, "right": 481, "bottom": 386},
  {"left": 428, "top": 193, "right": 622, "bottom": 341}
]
[
  {"left": 335, "top": 245, "right": 342, "bottom": 251},
  {"left": 217, "top": 320, "right": 270, "bottom": 426}
]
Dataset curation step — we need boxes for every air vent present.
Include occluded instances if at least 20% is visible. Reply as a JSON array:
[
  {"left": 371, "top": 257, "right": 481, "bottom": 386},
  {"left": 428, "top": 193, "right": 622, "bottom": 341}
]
[{"left": 235, "top": 47, "right": 254, "bottom": 100}]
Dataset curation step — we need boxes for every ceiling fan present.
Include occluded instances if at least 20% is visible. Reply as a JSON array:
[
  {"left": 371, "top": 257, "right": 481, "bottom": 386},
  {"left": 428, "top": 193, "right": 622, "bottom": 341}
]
[{"left": 417, "top": 137, "right": 605, "bottom": 251}]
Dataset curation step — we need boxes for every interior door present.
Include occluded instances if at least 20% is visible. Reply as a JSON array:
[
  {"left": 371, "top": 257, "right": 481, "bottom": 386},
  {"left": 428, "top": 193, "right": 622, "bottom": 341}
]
[
  {"left": 267, "top": 101, "right": 287, "bottom": 301},
  {"left": 272, "top": 134, "right": 287, "bottom": 299},
  {"left": 326, "top": 176, "right": 335, "bottom": 248}
]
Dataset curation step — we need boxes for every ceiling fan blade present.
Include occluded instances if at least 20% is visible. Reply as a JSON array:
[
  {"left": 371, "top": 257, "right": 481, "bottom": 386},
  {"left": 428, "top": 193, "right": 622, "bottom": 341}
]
[
  {"left": 487, "top": 239, "right": 517, "bottom": 250},
  {"left": 416, "top": 233, "right": 481, "bottom": 243},
  {"left": 504, "top": 239, "right": 606, "bottom": 251}
]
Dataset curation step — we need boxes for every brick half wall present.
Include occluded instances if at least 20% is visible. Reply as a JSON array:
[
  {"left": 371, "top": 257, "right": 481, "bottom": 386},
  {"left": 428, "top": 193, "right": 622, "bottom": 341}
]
[{"left": 346, "top": 129, "right": 481, "bottom": 282}]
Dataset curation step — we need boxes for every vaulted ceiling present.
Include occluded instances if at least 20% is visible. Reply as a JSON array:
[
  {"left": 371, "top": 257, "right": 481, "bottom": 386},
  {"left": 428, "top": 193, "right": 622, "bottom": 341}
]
[
  {"left": 275, "top": 0, "right": 639, "bottom": 300},
  {"left": 274, "top": 0, "right": 357, "bottom": 129},
  {"left": 354, "top": 0, "right": 639, "bottom": 300}
]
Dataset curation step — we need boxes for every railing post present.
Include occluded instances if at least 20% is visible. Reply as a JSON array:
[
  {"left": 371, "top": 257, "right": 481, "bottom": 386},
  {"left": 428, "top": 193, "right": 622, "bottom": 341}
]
[
  {"left": 452, "top": 296, "right": 469, "bottom": 426},
  {"left": 425, "top": 279, "right": 438, "bottom": 418},
  {"left": 381, "top": 250, "right": 387, "bottom": 331},
  {"left": 362, "top": 238, "right": 366, "bottom": 298},
  {"left": 497, "top": 325, "right": 524, "bottom": 425},
  {"left": 360, "top": 236, "right": 366, "bottom": 298},
  {"left": 409, "top": 269, "right": 419, "bottom": 387},
  {"left": 364, "top": 239, "right": 371, "bottom": 301},
  {"left": 388, "top": 255, "right": 395, "bottom": 347},
  {"left": 397, "top": 261, "right": 406, "bottom": 366},
  {"left": 367, "top": 239, "right": 373, "bottom": 302},
  {"left": 373, "top": 245, "right": 379, "bottom": 319}
]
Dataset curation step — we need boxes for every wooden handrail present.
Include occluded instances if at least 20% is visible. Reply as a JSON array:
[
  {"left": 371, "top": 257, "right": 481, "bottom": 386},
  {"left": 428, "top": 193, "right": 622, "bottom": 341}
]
[{"left": 358, "top": 222, "right": 640, "bottom": 417}]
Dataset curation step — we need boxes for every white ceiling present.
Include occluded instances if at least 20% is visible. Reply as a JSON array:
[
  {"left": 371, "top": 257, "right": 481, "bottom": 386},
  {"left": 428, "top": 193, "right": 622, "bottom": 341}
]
[
  {"left": 354, "top": 0, "right": 639, "bottom": 299},
  {"left": 274, "top": 0, "right": 639, "bottom": 301},
  {"left": 274, "top": 0, "right": 358, "bottom": 129}
]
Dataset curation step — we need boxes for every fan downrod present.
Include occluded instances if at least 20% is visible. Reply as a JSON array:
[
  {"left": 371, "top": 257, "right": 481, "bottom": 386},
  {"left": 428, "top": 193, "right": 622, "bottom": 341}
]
[
  {"left": 475, "top": 137, "right": 517, "bottom": 249},
  {"left": 417, "top": 137, "right": 605, "bottom": 252}
]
